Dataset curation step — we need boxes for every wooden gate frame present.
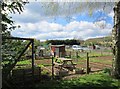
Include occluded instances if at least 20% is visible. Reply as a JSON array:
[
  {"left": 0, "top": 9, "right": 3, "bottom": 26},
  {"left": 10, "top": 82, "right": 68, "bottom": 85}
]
[{"left": 3, "top": 37, "right": 35, "bottom": 78}]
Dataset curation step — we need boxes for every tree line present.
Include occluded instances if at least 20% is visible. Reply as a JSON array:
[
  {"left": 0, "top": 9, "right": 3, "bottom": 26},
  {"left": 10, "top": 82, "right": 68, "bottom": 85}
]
[{"left": 45, "top": 39, "right": 83, "bottom": 45}]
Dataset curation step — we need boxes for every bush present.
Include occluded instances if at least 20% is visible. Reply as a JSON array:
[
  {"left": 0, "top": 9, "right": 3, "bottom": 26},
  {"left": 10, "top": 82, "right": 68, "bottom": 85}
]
[{"left": 103, "top": 68, "right": 111, "bottom": 75}]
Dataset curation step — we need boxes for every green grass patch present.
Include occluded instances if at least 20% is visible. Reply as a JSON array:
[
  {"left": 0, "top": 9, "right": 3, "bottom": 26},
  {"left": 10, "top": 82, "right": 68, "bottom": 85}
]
[
  {"left": 89, "top": 52, "right": 110, "bottom": 57},
  {"left": 68, "top": 51, "right": 112, "bottom": 59},
  {"left": 35, "top": 72, "right": 120, "bottom": 89},
  {"left": 2, "top": 61, "right": 9, "bottom": 65},
  {"left": 17, "top": 60, "right": 31, "bottom": 65},
  {"left": 43, "top": 64, "right": 52, "bottom": 66},
  {"left": 89, "top": 58, "right": 112, "bottom": 65},
  {"left": 38, "top": 64, "right": 45, "bottom": 68},
  {"left": 37, "top": 64, "right": 52, "bottom": 67}
]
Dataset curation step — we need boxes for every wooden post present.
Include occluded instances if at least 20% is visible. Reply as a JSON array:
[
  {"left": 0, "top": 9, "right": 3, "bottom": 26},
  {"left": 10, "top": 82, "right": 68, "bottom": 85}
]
[
  {"left": 76, "top": 51, "right": 78, "bottom": 62},
  {"left": 23, "top": 69, "right": 25, "bottom": 85},
  {"left": 54, "top": 52, "right": 56, "bottom": 57},
  {"left": 39, "top": 67, "right": 41, "bottom": 81},
  {"left": 31, "top": 39, "right": 34, "bottom": 80},
  {"left": 60, "top": 52, "right": 62, "bottom": 57},
  {"left": 86, "top": 52, "right": 89, "bottom": 74},
  {"left": 70, "top": 51, "right": 71, "bottom": 58},
  {"left": 76, "top": 52, "right": 78, "bottom": 58},
  {"left": 52, "top": 56, "right": 54, "bottom": 80},
  {"left": 101, "top": 50, "right": 103, "bottom": 56}
]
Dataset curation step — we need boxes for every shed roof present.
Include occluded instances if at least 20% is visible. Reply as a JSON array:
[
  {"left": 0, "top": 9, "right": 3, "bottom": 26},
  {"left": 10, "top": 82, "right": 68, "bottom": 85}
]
[{"left": 51, "top": 45, "right": 65, "bottom": 47}]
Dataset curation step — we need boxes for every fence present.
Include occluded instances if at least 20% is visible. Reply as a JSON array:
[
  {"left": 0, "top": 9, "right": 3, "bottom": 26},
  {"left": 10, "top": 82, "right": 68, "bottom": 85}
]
[
  {"left": 10, "top": 66, "right": 41, "bottom": 84},
  {"left": 66, "top": 48, "right": 112, "bottom": 59},
  {"left": 65, "top": 49, "right": 112, "bottom": 73}
]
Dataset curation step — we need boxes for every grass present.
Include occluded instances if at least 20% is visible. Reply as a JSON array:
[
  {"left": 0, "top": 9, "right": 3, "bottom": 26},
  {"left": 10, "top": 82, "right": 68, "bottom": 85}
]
[
  {"left": 89, "top": 58, "right": 112, "bottom": 65},
  {"left": 38, "top": 64, "right": 52, "bottom": 67},
  {"left": 70, "top": 52, "right": 112, "bottom": 65},
  {"left": 2, "top": 60, "right": 31, "bottom": 67},
  {"left": 88, "top": 51, "right": 112, "bottom": 57},
  {"left": 67, "top": 50, "right": 112, "bottom": 59},
  {"left": 16, "top": 60, "right": 31, "bottom": 65},
  {"left": 35, "top": 72, "right": 120, "bottom": 89}
]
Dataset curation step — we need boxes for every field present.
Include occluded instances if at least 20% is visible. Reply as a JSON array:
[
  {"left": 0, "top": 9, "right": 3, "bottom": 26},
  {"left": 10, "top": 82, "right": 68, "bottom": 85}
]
[
  {"left": 9, "top": 48, "right": 112, "bottom": 76},
  {"left": 34, "top": 56, "right": 112, "bottom": 74},
  {"left": 33, "top": 48, "right": 113, "bottom": 77}
]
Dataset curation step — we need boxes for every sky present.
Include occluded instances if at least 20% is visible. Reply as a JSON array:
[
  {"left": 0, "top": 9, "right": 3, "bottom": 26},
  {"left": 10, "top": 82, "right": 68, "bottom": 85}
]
[{"left": 10, "top": 2, "right": 114, "bottom": 41}]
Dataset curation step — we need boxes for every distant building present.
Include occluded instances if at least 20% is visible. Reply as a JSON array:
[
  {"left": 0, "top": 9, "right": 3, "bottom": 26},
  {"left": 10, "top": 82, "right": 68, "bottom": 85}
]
[
  {"left": 51, "top": 45, "right": 65, "bottom": 57},
  {"left": 37, "top": 46, "right": 45, "bottom": 57}
]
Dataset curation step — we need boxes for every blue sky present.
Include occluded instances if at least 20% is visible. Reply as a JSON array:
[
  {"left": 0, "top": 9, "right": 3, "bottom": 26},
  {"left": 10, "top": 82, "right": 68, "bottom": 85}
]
[{"left": 11, "top": 2, "right": 114, "bottom": 41}]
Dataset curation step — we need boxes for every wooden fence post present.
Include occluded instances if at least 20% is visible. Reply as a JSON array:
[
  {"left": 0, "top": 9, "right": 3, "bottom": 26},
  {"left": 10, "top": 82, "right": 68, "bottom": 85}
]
[
  {"left": 23, "top": 69, "right": 25, "bottom": 85},
  {"left": 101, "top": 50, "right": 103, "bottom": 56},
  {"left": 39, "top": 67, "right": 41, "bottom": 81},
  {"left": 70, "top": 51, "right": 71, "bottom": 58},
  {"left": 31, "top": 39, "right": 35, "bottom": 81},
  {"left": 54, "top": 52, "right": 56, "bottom": 57},
  {"left": 76, "top": 51, "right": 79, "bottom": 62},
  {"left": 86, "top": 52, "right": 89, "bottom": 74},
  {"left": 52, "top": 56, "right": 54, "bottom": 80},
  {"left": 76, "top": 52, "right": 78, "bottom": 58}
]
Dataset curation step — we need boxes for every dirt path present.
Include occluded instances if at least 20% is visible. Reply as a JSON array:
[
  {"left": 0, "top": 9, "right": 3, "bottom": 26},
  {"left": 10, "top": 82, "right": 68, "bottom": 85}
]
[
  {"left": 35, "top": 59, "right": 52, "bottom": 65},
  {"left": 93, "top": 56, "right": 112, "bottom": 60}
]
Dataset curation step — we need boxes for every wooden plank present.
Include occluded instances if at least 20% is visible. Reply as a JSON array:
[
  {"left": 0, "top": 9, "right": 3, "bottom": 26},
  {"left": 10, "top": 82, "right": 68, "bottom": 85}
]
[
  {"left": 53, "top": 62, "right": 62, "bottom": 66},
  {"left": 58, "top": 58, "right": 72, "bottom": 61},
  {"left": 12, "top": 69, "right": 24, "bottom": 76},
  {"left": 16, "top": 41, "right": 32, "bottom": 62},
  {"left": 3, "top": 36, "right": 34, "bottom": 41}
]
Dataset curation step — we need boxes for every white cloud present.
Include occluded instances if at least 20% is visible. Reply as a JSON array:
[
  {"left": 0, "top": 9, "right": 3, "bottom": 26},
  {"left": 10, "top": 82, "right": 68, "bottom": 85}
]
[
  {"left": 108, "top": 11, "right": 114, "bottom": 18},
  {"left": 10, "top": 2, "right": 113, "bottom": 41},
  {"left": 11, "top": 20, "right": 112, "bottom": 41},
  {"left": 10, "top": 2, "right": 114, "bottom": 23}
]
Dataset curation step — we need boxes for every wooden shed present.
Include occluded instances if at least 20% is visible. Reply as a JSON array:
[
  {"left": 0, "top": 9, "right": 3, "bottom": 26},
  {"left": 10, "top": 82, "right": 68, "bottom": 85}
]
[{"left": 51, "top": 45, "right": 66, "bottom": 57}]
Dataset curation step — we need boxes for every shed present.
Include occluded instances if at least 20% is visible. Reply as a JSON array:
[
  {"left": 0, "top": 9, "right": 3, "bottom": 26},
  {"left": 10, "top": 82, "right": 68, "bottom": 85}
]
[
  {"left": 37, "top": 46, "right": 45, "bottom": 57},
  {"left": 51, "top": 45, "right": 66, "bottom": 57}
]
